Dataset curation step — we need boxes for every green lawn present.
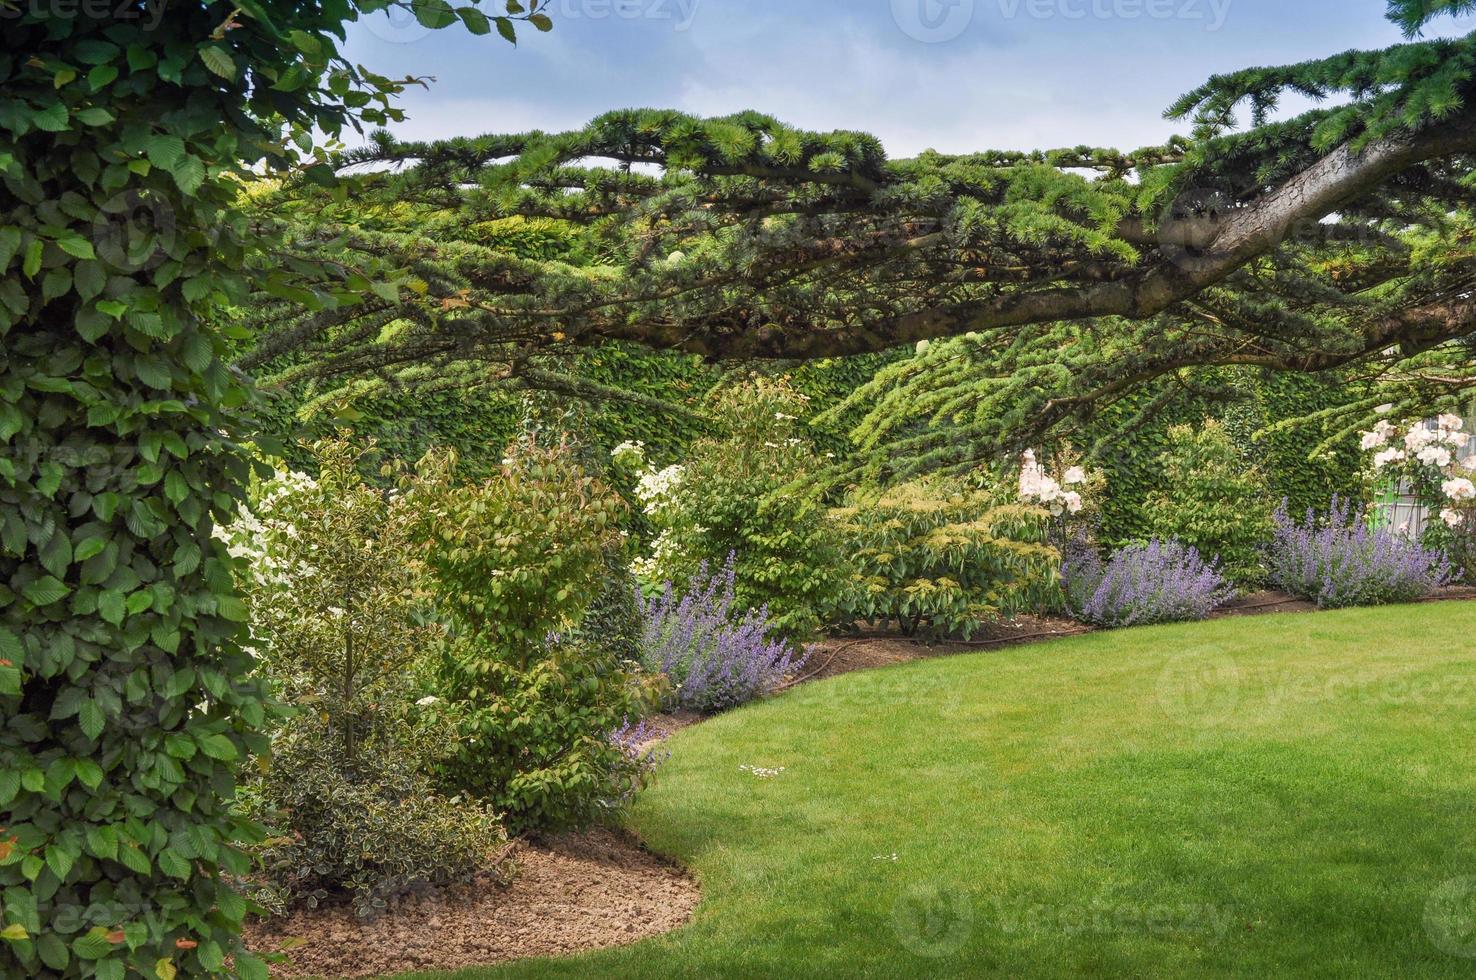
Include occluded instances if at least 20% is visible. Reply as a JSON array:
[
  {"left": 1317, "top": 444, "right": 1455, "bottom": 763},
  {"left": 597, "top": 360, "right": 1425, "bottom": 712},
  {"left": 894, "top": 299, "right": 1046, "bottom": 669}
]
[{"left": 405, "top": 603, "right": 1476, "bottom": 978}]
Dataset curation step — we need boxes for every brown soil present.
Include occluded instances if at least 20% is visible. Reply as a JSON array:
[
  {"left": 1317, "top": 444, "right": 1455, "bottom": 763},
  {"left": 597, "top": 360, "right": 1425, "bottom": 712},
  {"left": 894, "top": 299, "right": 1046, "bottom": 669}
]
[
  {"left": 793, "top": 613, "right": 1089, "bottom": 683},
  {"left": 244, "top": 828, "right": 699, "bottom": 978},
  {"left": 1212, "top": 590, "right": 1320, "bottom": 616}
]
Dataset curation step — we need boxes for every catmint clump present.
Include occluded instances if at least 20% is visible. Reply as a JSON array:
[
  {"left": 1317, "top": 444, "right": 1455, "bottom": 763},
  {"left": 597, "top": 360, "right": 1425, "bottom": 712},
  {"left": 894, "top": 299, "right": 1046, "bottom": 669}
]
[
  {"left": 1267, "top": 496, "right": 1450, "bottom": 608},
  {"left": 639, "top": 554, "right": 807, "bottom": 712},
  {"left": 1064, "top": 538, "right": 1233, "bottom": 628}
]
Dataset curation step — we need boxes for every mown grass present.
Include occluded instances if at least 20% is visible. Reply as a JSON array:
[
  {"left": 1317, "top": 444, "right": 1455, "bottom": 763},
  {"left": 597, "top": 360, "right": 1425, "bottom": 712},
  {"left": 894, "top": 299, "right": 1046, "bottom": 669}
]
[{"left": 401, "top": 603, "right": 1476, "bottom": 978}]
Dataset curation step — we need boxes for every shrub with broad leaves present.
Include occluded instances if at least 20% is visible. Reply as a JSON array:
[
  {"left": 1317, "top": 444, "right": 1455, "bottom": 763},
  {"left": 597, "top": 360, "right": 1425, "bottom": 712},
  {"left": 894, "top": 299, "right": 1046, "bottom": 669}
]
[
  {"left": 638, "top": 555, "right": 806, "bottom": 713},
  {"left": 413, "top": 440, "right": 663, "bottom": 833},
  {"left": 1268, "top": 496, "right": 1451, "bottom": 608},
  {"left": 1145, "top": 420, "right": 1276, "bottom": 587},
  {"left": 1064, "top": 538, "right": 1233, "bottom": 628},
  {"left": 830, "top": 476, "right": 1061, "bottom": 638},
  {"left": 224, "top": 440, "right": 504, "bottom": 919},
  {"left": 620, "top": 377, "right": 850, "bottom": 638}
]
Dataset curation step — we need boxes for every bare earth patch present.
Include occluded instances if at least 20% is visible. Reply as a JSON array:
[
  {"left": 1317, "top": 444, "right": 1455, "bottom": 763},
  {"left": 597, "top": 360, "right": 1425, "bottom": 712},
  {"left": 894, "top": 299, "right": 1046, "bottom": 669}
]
[{"left": 244, "top": 828, "right": 699, "bottom": 978}]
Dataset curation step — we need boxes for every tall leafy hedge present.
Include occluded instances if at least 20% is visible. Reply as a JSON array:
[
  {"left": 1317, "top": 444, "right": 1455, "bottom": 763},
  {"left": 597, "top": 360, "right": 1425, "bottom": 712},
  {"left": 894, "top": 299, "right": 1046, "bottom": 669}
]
[
  {"left": 1086, "top": 369, "right": 1363, "bottom": 548},
  {"left": 0, "top": 3, "right": 546, "bottom": 976},
  {"left": 262, "top": 345, "right": 901, "bottom": 479}
]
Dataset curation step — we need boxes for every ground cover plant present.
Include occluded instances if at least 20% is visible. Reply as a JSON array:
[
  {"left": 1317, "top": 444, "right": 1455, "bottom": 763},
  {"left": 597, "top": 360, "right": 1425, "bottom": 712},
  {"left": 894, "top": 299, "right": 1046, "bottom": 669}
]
[
  {"left": 1063, "top": 538, "right": 1233, "bottom": 627},
  {"left": 391, "top": 603, "right": 1476, "bottom": 979}
]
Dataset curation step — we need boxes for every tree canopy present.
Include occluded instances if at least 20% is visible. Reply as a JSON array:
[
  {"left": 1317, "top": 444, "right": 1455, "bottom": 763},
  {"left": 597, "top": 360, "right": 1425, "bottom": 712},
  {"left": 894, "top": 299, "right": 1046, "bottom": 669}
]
[{"left": 245, "top": 0, "right": 1476, "bottom": 463}]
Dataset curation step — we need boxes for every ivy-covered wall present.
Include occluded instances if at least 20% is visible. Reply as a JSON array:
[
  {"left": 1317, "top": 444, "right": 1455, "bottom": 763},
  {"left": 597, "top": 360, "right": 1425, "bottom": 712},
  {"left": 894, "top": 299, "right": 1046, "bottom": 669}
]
[
  {"left": 1089, "top": 369, "right": 1364, "bottom": 547},
  {"left": 260, "top": 347, "right": 1362, "bottom": 545}
]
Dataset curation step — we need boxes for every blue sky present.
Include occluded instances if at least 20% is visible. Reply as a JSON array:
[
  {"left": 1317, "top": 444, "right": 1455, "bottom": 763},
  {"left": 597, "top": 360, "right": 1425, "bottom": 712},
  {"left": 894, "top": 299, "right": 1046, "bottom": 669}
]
[{"left": 342, "top": 0, "right": 1476, "bottom": 157}]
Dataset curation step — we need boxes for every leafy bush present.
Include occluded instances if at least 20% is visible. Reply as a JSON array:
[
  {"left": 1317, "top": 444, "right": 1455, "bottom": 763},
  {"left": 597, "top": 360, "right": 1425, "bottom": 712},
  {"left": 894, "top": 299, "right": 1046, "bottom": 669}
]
[
  {"left": 830, "top": 476, "right": 1061, "bottom": 638},
  {"left": 1145, "top": 420, "right": 1276, "bottom": 586},
  {"left": 1064, "top": 539, "right": 1233, "bottom": 627},
  {"left": 639, "top": 555, "right": 807, "bottom": 713},
  {"left": 224, "top": 441, "right": 503, "bottom": 917},
  {"left": 1268, "top": 496, "right": 1451, "bottom": 608},
  {"left": 625, "top": 378, "right": 850, "bottom": 638},
  {"left": 245, "top": 730, "right": 503, "bottom": 920},
  {"left": 414, "top": 440, "right": 661, "bottom": 833}
]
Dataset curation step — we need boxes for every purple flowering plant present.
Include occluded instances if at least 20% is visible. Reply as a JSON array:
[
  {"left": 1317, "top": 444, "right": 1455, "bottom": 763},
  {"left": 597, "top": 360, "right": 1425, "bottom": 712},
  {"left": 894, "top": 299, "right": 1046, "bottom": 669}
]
[
  {"left": 1267, "top": 496, "right": 1450, "bottom": 608},
  {"left": 638, "top": 553, "right": 808, "bottom": 713},
  {"left": 1064, "top": 537, "right": 1234, "bottom": 628}
]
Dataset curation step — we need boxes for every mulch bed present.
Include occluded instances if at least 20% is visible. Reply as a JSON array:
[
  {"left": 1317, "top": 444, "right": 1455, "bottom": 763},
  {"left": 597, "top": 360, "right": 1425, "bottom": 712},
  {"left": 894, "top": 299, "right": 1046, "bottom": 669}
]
[
  {"left": 244, "top": 828, "right": 699, "bottom": 978},
  {"left": 247, "top": 584, "right": 1476, "bottom": 977}
]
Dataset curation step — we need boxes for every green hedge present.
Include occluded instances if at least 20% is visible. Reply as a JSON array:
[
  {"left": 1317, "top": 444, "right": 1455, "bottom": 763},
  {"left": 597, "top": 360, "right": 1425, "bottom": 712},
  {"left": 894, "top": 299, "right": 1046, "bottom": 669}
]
[
  {"left": 261, "top": 348, "right": 1360, "bottom": 555},
  {"left": 261, "top": 347, "right": 902, "bottom": 476},
  {"left": 1087, "top": 369, "right": 1364, "bottom": 548}
]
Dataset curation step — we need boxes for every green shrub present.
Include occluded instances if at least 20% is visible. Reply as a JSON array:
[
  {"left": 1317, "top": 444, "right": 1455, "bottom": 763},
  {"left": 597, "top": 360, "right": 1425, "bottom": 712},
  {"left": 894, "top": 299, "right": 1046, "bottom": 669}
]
[
  {"left": 830, "top": 477, "right": 1060, "bottom": 638},
  {"left": 414, "top": 441, "right": 661, "bottom": 833},
  {"left": 628, "top": 378, "right": 850, "bottom": 638},
  {"left": 224, "top": 441, "right": 503, "bottom": 918},
  {"left": 1144, "top": 421, "right": 1275, "bottom": 587},
  {"left": 244, "top": 728, "right": 504, "bottom": 920}
]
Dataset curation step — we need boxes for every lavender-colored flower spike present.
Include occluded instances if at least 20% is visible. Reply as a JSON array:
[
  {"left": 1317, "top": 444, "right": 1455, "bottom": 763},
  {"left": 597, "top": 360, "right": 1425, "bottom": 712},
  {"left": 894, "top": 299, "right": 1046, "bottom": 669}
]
[
  {"left": 1267, "top": 495, "right": 1450, "bottom": 608},
  {"left": 638, "top": 552, "right": 808, "bottom": 713},
  {"left": 1063, "top": 537, "right": 1234, "bottom": 628}
]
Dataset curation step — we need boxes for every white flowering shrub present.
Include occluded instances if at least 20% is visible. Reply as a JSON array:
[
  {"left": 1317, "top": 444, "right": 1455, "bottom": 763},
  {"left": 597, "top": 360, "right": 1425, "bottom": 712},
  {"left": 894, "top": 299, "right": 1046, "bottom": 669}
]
[
  {"left": 1361, "top": 413, "right": 1476, "bottom": 579},
  {"left": 222, "top": 440, "right": 504, "bottom": 918},
  {"left": 1016, "top": 448, "right": 1104, "bottom": 550},
  {"left": 1017, "top": 449, "right": 1090, "bottom": 517}
]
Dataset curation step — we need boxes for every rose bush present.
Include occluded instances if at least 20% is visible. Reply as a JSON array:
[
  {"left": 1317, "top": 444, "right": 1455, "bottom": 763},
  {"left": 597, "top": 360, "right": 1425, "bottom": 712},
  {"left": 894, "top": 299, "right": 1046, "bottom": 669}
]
[{"left": 1361, "top": 413, "right": 1476, "bottom": 580}]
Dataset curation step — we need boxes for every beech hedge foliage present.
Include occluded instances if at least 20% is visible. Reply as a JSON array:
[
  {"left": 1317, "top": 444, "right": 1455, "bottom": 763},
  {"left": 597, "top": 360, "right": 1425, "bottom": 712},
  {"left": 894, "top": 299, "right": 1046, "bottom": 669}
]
[{"left": 0, "top": 3, "right": 547, "bottom": 976}]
